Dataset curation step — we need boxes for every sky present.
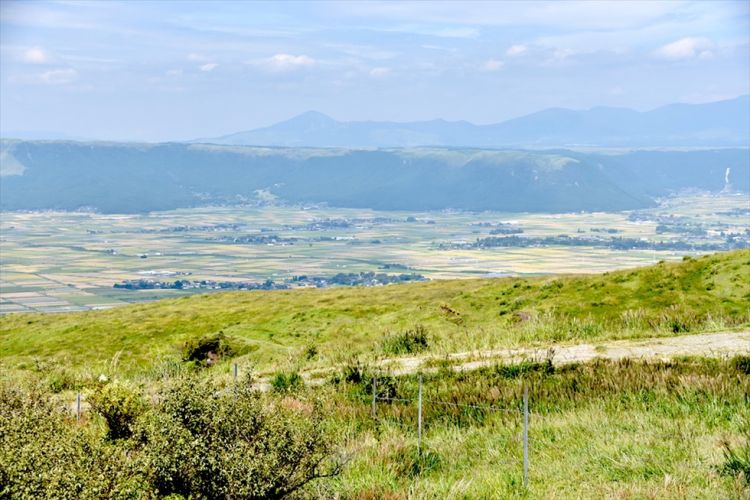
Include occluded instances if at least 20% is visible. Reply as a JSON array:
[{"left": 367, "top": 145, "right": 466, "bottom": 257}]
[{"left": 1, "top": 0, "right": 748, "bottom": 142}]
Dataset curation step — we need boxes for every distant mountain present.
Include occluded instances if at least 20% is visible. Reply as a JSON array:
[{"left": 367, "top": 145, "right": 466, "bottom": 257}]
[
  {"left": 194, "top": 95, "right": 750, "bottom": 148},
  {"left": 1, "top": 140, "right": 747, "bottom": 213},
  {"left": 0, "top": 130, "right": 91, "bottom": 141}
]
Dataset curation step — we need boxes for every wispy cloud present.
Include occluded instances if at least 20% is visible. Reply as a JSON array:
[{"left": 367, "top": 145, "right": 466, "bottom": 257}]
[
  {"left": 255, "top": 53, "right": 316, "bottom": 72},
  {"left": 199, "top": 63, "right": 218, "bottom": 72},
  {"left": 10, "top": 68, "right": 78, "bottom": 85},
  {"left": 369, "top": 67, "right": 391, "bottom": 78},
  {"left": 21, "top": 47, "right": 49, "bottom": 64},
  {"left": 506, "top": 44, "right": 527, "bottom": 57},
  {"left": 654, "top": 37, "right": 714, "bottom": 60},
  {"left": 482, "top": 59, "right": 504, "bottom": 71}
]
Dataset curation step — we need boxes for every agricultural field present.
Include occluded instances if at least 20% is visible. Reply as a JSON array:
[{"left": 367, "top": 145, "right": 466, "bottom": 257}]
[{"left": 1, "top": 191, "right": 748, "bottom": 314}]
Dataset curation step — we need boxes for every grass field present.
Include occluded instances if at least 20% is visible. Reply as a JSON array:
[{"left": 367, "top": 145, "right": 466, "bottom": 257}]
[
  {"left": 322, "top": 356, "right": 750, "bottom": 498},
  {"left": 1, "top": 249, "right": 748, "bottom": 381},
  {"left": 1, "top": 250, "right": 749, "bottom": 498}
]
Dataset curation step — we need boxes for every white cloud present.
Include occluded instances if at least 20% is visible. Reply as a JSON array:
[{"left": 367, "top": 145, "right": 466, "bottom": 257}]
[
  {"left": 22, "top": 47, "right": 49, "bottom": 64},
  {"left": 506, "top": 44, "right": 528, "bottom": 57},
  {"left": 259, "top": 53, "right": 316, "bottom": 72},
  {"left": 433, "top": 27, "right": 479, "bottom": 39},
  {"left": 187, "top": 53, "right": 208, "bottom": 61},
  {"left": 482, "top": 59, "right": 504, "bottom": 71},
  {"left": 10, "top": 68, "right": 78, "bottom": 85},
  {"left": 550, "top": 48, "right": 575, "bottom": 62},
  {"left": 369, "top": 67, "right": 391, "bottom": 78},
  {"left": 165, "top": 69, "right": 183, "bottom": 77},
  {"left": 39, "top": 68, "right": 77, "bottom": 84},
  {"left": 199, "top": 63, "right": 218, "bottom": 72},
  {"left": 654, "top": 37, "right": 714, "bottom": 60}
]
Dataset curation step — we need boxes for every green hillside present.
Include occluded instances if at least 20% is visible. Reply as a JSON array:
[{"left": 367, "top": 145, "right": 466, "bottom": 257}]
[
  {"left": 2, "top": 250, "right": 749, "bottom": 377},
  {"left": 2, "top": 140, "right": 749, "bottom": 213}
]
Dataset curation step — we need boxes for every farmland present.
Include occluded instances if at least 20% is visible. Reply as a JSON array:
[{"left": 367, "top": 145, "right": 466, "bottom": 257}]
[{"left": 1, "top": 191, "right": 747, "bottom": 314}]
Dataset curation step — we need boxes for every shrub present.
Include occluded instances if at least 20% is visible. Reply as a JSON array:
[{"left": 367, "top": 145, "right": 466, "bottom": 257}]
[
  {"left": 722, "top": 421, "right": 750, "bottom": 484},
  {"left": 182, "top": 332, "right": 233, "bottom": 364},
  {"left": 304, "top": 343, "right": 319, "bottom": 360},
  {"left": 656, "top": 305, "right": 698, "bottom": 334},
  {"left": 46, "top": 368, "right": 79, "bottom": 393},
  {"left": 88, "top": 383, "right": 145, "bottom": 440},
  {"left": 381, "top": 325, "right": 429, "bottom": 355},
  {"left": 0, "top": 382, "right": 143, "bottom": 497},
  {"left": 338, "top": 357, "right": 368, "bottom": 385},
  {"left": 137, "top": 376, "right": 340, "bottom": 498},
  {"left": 731, "top": 355, "right": 750, "bottom": 375},
  {"left": 271, "top": 370, "right": 304, "bottom": 393}
]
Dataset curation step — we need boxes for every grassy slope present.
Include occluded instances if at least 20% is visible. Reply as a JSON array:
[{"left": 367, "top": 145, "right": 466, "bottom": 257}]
[
  {"left": 325, "top": 357, "right": 750, "bottom": 498},
  {"left": 1, "top": 250, "right": 749, "bottom": 376}
]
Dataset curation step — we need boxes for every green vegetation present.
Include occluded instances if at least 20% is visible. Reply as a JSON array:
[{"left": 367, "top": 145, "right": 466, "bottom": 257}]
[
  {"left": 381, "top": 324, "right": 430, "bottom": 355},
  {"left": 0, "top": 375, "right": 339, "bottom": 498},
  {"left": 325, "top": 355, "right": 750, "bottom": 497},
  {"left": 1, "top": 355, "right": 748, "bottom": 498},
  {"left": 1, "top": 250, "right": 748, "bottom": 378},
  {"left": 2, "top": 140, "right": 749, "bottom": 213},
  {"left": 0, "top": 251, "right": 749, "bottom": 497}
]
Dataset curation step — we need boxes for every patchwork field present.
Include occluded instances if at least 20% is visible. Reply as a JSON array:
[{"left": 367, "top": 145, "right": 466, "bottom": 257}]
[{"left": 0, "top": 192, "right": 748, "bottom": 313}]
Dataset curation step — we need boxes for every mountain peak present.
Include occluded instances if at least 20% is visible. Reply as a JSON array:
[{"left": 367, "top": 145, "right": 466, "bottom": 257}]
[
  {"left": 283, "top": 111, "right": 337, "bottom": 126},
  {"left": 195, "top": 95, "right": 749, "bottom": 148}
]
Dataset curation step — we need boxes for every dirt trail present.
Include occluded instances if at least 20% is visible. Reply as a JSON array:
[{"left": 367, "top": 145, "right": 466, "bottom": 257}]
[
  {"left": 378, "top": 330, "right": 750, "bottom": 376},
  {"left": 66, "top": 330, "right": 750, "bottom": 405}
]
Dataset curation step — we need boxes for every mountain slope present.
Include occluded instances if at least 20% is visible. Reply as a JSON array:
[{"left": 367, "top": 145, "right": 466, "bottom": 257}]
[
  {"left": 1, "top": 140, "right": 747, "bottom": 213},
  {"left": 195, "top": 95, "right": 750, "bottom": 148},
  {"left": 1, "top": 250, "right": 748, "bottom": 375}
]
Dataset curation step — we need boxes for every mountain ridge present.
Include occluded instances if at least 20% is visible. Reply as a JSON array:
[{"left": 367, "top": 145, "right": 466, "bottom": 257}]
[
  {"left": 1, "top": 140, "right": 747, "bottom": 213},
  {"left": 192, "top": 95, "right": 750, "bottom": 148}
]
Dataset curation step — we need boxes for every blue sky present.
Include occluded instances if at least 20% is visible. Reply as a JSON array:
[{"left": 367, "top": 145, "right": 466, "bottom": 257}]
[{"left": 1, "top": 0, "right": 748, "bottom": 142}]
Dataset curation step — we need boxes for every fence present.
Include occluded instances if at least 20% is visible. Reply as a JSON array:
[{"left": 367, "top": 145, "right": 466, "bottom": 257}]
[
  {"left": 370, "top": 374, "right": 531, "bottom": 488},
  {"left": 71, "top": 364, "right": 534, "bottom": 488}
]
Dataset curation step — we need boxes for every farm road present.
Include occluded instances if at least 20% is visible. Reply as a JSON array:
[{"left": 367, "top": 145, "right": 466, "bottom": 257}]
[{"left": 379, "top": 330, "right": 750, "bottom": 376}]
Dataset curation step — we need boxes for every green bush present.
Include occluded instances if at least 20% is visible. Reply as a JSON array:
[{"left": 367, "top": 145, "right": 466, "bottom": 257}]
[
  {"left": 731, "top": 355, "right": 750, "bottom": 375},
  {"left": 0, "top": 376, "right": 341, "bottom": 498},
  {"left": 46, "top": 368, "right": 79, "bottom": 393},
  {"left": 182, "top": 332, "right": 233, "bottom": 364},
  {"left": 382, "top": 325, "right": 429, "bottom": 355},
  {"left": 304, "top": 343, "right": 319, "bottom": 360},
  {"left": 0, "top": 382, "right": 144, "bottom": 498},
  {"left": 88, "top": 383, "right": 145, "bottom": 440},
  {"left": 271, "top": 370, "right": 304, "bottom": 393},
  {"left": 722, "top": 421, "right": 750, "bottom": 484},
  {"left": 137, "top": 376, "right": 340, "bottom": 498}
]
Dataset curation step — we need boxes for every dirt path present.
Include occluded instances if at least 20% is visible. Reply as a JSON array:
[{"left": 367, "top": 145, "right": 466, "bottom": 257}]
[
  {"left": 377, "top": 330, "right": 750, "bottom": 376},
  {"left": 65, "top": 330, "right": 749, "bottom": 406}
]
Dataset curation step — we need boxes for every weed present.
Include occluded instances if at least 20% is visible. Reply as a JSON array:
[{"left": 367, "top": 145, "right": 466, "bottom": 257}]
[
  {"left": 381, "top": 325, "right": 429, "bottom": 355},
  {"left": 271, "top": 370, "right": 303, "bottom": 393}
]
